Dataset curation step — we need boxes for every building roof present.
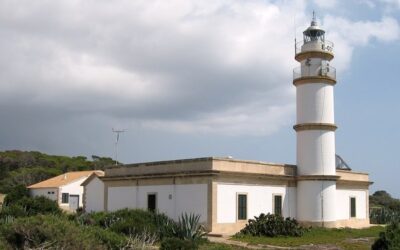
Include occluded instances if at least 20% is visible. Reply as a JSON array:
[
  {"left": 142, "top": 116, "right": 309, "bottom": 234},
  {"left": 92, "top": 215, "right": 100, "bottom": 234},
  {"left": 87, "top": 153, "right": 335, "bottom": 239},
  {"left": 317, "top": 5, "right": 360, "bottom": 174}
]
[
  {"left": 28, "top": 170, "right": 104, "bottom": 189},
  {"left": 104, "top": 157, "right": 296, "bottom": 180},
  {"left": 80, "top": 171, "right": 105, "bottom": 186}
]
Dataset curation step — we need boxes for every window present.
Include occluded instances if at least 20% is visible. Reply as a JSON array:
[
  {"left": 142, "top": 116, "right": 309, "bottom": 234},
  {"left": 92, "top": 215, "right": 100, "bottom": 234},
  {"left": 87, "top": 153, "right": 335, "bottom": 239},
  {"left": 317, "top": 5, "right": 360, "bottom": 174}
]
[
  {"left": 237, "top": 194, "right": 247, "bottom": 220},
  {"left": 147, "top": 193, "right": 157, "bottom": 212},
  {"left": 62, "top": 193, "right": 69, "bottom": 203},
  {"left": 274, "top": 195, "right": 282, "bottom": 216},
  {"left": 350, "top": 197, "right": 356, "bottom": 218}
]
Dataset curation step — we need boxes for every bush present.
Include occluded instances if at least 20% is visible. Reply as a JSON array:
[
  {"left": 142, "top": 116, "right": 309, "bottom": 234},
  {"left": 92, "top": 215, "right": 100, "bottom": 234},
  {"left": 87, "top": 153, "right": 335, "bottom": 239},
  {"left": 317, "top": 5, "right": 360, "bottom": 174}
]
[
  {"left": 370, "top": 207, "right": 400, "bottom": 224},
  {"left": 372, "top": 220, "right": 400, "bottom": 250},
  {"left": 89, "top": 209, "right": 159, "bottom": 236},
  {"left": 3, "top": 185, "right": 29, "bottom": 205},
  {"left": 160, "top": 237, "right": 199, "bottom": 250},
  {"left": 0, "top": 235, "right": 11, "bottom": 250},
  {"left": 0, "top": 215, "right": 126, "bottom": 250},
  {"left": 237, "top": 213, "right": 304, "bottom": 237},
  {"left": 153, "top": 211, "right": 176, "bottom": 239},
  {"left": 77, "top": 209, "right": 176, "bottom": 240},
  {"left": 1, "top": 196, "right": 61, "bottom": 218},
  {"left": 75, "top": 209, "right": 206, "bottom": 247}
]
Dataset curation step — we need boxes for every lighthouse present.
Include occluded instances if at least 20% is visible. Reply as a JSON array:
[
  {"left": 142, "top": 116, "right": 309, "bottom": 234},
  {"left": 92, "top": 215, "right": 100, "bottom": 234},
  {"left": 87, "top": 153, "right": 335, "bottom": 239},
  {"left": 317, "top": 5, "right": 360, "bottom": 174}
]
[{"left": 294, "top": 13, "right": 338, "bottom": 226}]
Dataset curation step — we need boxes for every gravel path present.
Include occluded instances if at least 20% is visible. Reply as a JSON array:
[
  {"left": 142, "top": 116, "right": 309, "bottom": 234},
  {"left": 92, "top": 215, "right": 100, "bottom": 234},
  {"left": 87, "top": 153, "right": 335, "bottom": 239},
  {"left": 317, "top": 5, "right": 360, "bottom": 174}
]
[{"left": 207, "top": 236, "right": 345, "bottom": 250}]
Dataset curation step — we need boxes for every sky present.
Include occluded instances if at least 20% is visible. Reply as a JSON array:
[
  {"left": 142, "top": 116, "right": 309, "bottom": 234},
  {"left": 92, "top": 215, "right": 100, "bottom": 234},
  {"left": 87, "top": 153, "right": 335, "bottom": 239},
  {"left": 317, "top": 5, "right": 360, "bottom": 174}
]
[{"left": 0, "top": 0, "right": 399, "bottom": 197}]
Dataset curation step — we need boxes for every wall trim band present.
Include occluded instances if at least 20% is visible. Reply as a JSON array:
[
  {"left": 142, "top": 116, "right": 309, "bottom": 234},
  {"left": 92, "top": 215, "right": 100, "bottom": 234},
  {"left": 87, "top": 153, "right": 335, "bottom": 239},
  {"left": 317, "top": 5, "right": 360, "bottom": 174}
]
[
  {"left": 293, "top": 123, "right": 337, "bottom": 132},
  {"left": 293, "top": 76, "right": 336, "bottom": 86},
  {"left": 295, "top": 51, "right": 334, "bottom": 62}
]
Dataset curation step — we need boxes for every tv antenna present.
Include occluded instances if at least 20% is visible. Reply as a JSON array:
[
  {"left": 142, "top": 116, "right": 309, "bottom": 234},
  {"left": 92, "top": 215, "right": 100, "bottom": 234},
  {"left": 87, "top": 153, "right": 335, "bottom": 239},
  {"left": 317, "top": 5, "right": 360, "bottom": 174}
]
[{"left": 112, "top": 128, "right": 126, "bottom": 165}]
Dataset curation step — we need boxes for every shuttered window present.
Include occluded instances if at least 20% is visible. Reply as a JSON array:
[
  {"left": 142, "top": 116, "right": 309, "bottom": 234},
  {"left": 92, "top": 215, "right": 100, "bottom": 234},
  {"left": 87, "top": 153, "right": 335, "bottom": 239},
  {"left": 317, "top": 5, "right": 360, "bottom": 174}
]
[
  {"left": 350, "top": 197, "right": 356, "bottom": 218},
  {"left": 238, "top": 194, "right": 247, "bottom": 220},
  {"left": 62, "top": 193, "right": 69, "bottom": 203},
  {"left": 274, "top": 195, "right": 282, "bottom": 216}
]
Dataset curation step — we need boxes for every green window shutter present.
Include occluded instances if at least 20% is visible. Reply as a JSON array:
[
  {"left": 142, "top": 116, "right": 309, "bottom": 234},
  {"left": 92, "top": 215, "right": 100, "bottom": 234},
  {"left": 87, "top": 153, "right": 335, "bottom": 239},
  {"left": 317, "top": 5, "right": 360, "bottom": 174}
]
[
  {"left": 350, "top": 197, "right": 356, "bottom": 218},
  {"left": 62, "top": 193, "right": 69, "bottom": 203},
  {"left": 274, "top": 195, "right": 282, "bottom": 216},
  {"left": 238, "top": 194, "right": 247, "bottom": 220}
]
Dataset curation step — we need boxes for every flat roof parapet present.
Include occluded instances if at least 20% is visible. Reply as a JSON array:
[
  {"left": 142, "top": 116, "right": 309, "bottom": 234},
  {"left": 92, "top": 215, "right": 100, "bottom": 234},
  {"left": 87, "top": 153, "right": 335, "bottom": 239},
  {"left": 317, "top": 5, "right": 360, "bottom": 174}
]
[{"left": 105, "top": 157, "right": 297, "bottom": 178}]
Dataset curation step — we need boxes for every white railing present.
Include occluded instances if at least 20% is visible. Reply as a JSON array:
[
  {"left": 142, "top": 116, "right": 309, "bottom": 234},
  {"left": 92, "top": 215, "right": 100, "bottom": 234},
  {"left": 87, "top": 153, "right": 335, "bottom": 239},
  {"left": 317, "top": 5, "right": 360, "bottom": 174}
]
[
  {"left": 295, "top": 40, "right": 334, "bottom": 55},
  {"left": 293, "top": 66, "right": 336, "bottom": 80}
]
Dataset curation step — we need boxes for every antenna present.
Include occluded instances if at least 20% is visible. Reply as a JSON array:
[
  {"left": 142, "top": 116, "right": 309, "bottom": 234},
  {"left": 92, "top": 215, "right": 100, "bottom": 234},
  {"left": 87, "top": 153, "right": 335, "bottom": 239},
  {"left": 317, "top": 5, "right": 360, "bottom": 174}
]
[
  {"left": 311, "top": 10, "right": 317, "bottom": 26},
  {"left": 112, "top": 128, "right": 126, "bottom": 165}
]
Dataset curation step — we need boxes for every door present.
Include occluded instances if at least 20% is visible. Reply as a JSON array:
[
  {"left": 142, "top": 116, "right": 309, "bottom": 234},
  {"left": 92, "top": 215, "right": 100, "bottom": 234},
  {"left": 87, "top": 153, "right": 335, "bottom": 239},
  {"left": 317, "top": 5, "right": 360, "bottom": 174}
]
[
  {"left": 147, "top": 194, "right": 156, "bottom": 212},
  {"left": 69, "top": 195, "right": 79, "bottom": 211}
]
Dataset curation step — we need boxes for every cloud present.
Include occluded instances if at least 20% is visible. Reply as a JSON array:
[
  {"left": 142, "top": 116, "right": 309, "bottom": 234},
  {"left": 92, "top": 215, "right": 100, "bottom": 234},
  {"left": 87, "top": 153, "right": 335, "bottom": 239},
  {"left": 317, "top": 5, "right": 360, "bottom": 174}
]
[
  {"left": 380, "top": 0, "right": 400, "bottom": 9},
  {"left": 322, "top": 16, "right": 400, "bottom": 72},
  {"left": 313, "top": 0, "right": 337, "bottom": 9},
  {"left": 0, "top": 0, "right": 399, "bottom": 157},
  {"left": 0, "top": 0, "right": 307, "bottom": 137}
]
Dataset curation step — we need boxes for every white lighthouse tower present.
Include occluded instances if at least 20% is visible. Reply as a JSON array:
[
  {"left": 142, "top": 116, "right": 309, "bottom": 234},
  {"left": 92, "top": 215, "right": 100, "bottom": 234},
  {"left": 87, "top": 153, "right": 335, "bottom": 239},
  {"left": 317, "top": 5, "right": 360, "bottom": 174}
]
[{"left": 294, "top": 13, "right": 338, "bottom": 226}]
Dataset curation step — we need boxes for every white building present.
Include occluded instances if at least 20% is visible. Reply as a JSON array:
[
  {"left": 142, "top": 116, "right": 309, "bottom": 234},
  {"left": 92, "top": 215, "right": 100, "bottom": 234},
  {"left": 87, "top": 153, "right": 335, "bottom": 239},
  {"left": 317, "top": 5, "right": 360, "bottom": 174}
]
[
  {"left": 82, "top": 17, "right": 372, "bottom": 235},
  {"left": 28, "top": 170, "right": 104, "bottom": 211}
]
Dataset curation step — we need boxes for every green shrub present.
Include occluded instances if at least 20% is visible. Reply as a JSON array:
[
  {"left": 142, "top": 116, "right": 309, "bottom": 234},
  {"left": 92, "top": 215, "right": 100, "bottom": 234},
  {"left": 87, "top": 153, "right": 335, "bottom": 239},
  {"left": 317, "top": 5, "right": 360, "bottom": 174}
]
[
  {"left": 237, "top": 213, "right": 304, "bottom": 237},
  {"left": 75, "top": 209, "right": 206, "bottom": 247},
  {"left": 153, "top": 211, "right": 176, "bottom": 239},
  {"left": 370, "top": 207, "right": 400, "bottom": 224},
  {"left": 98, "top": 209, "right": 158, "bottom": 236},
  {"left": 0, "top": 236, "right": 11, "bottom": 250},
  {"left": 1, "top": 196, "right": 61, "bottom": 218},
  {"left": 78, "top": 209, "right": 178, "bottom": 240},
  {"left": 85, "top": 226, "right": 127, "bottom": 249},
  {"left": 3, "top": 185, "right": 29, "bottom": 205},
  {"left": 372, "top": 220, "right": 400, "bottom": 250},
  {"left": 160, "top": 237, "right": 199, "bottom": 250},
  {"left": 0, "top": 215, "right": 126, "bottom": 249},
  {"left": 16, "top": 196, "right": 61, "bottom": 215},
  {"left": 0, "top": 204, "right": 28, "bottom": 218}
]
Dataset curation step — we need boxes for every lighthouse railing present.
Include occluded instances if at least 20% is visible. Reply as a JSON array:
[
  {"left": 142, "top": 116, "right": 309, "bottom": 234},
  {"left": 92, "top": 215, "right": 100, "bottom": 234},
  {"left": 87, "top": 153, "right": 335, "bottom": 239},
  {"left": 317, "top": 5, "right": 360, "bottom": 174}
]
[
  {"left": 295, "top": 40, "right": 334, "bottom": 55},
  {"left": 293, "top": 66, "right": 336, "bottom": 80}
]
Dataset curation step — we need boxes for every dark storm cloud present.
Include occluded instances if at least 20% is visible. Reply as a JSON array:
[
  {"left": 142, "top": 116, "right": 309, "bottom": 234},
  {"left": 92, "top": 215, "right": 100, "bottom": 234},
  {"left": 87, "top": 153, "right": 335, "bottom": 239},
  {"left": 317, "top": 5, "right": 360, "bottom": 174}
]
[{"left": 0, "top": 0, "right": 301, "bottom": 139}]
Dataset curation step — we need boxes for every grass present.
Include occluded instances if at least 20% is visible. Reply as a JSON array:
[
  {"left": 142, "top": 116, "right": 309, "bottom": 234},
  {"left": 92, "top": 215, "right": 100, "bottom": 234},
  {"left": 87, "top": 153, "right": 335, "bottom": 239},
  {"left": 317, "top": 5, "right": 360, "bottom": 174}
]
[
  {"left": 232, "top": 226, "right": 385, "bottom": 249},
  {"left": 200, "top": 242, "right": 248, "bottom": 250}
]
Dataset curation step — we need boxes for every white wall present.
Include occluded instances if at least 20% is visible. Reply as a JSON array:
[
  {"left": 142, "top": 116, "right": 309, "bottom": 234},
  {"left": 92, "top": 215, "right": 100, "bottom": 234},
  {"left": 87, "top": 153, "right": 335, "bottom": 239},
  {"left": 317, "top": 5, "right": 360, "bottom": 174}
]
[
  {"left": 30, "top": 188, "right": 58, "bottom": 201},
  {"left": 297, "top": 130, "right": 336, "bottom": 175},
  {"left": 107, "top": 184, "right": 208, "bottom": 223},
  {"left": 85, "top": 176, "right": 104, "bottom": 212},
  {"left": 216, "top": 183, "right": 296, "bottom": 223},
  {"left": 297, "top": 83, "right": 334, "bottom": 124},
  {"left": 59, "top": 177, "right": 87, "bottom": 207},
  {"left": 336, "top": 188, "right": 367, "bottom": 220},
  {"left": 108, "top": 186, "right": 136, "bottom": 211},
  {"left": 297, "top": 180, "right": 336, "bottom": 222}
]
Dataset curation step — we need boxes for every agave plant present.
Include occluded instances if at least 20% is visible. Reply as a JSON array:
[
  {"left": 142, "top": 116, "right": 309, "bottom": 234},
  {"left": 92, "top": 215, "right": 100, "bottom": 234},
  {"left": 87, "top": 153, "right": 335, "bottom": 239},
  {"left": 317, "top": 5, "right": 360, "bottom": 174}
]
[
  {"left": 370, "top": 207, "right": 400, "bottom": 224},
  {"left": 174, "top": 213, "right": 206, "bottom": 242}
]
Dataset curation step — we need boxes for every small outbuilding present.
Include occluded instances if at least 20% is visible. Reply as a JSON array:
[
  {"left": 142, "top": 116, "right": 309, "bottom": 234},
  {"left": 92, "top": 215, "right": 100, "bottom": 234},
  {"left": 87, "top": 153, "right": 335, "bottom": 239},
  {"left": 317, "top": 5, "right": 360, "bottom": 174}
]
[{"left": 28, "top": 170, "right": 104, "bottom": 211}]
